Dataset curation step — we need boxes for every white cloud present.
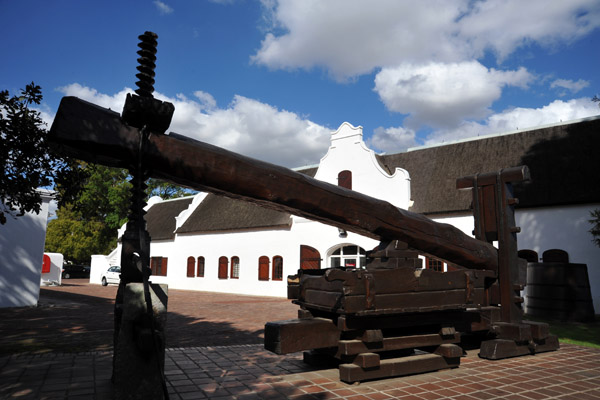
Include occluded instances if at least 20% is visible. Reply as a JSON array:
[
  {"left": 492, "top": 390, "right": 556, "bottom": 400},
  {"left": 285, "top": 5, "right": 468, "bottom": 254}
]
[
  {"left": 374, "top": 61, "right": 533, "bottom": 129},
  {"left": 550, "top": 78, "right": 590, "bottom": 94},
  {"left": 368, "top": 126, "right": 417, "bottom": 153},
  {"left": 421, "top": 97, "right": 600, "bottom": 146},
  {"left": 193, "top": 90, "right": 217, "bottom": 110},
  {"left": 253, "top": 0, "right": 600, "bottom": 79},
  {"left": 458, "top": 0, "right": 600, "bottom": 61},
  {"left": 154, "top": 0, "right": 173, "bottom": 15},
  {"left": 253, "top": 0, "right": 468, "bottom": 79},
  {"left": 55, "top": 84, "right": 329, "bottom": 167}
]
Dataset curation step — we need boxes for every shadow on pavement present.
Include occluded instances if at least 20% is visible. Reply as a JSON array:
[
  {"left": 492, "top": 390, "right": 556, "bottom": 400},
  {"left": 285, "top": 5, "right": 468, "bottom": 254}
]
[{"left": 0, "top": 281, "right": 291, "bottom": 356}]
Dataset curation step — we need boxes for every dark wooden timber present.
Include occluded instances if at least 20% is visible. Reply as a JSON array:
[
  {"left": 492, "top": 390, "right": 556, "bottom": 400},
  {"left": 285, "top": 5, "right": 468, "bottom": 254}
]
[{"left": 49, "top": 96, "right": 498, "bottom": 271}]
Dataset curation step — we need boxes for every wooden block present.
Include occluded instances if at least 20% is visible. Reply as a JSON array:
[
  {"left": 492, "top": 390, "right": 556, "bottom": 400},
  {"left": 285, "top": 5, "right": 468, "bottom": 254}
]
[
  {"left": 298, "top": 309, "right": 313, "bottom": 319},
  {"left": 522, "top": 320, "right": 549, "bottom": 340},
  {"left": 354, "top": 353, "right": 380, "bottom": 368},
  {"left": 434, "top": 344, "right": 463, "bottom": 358},
  {"left": 264, "top": 318, "right": 340, "bottom": 354},
  {"left": 479, "top": 339, "right": 531, "bottom": 360},
  {"left": 339, "top": 353, "right": 459, "bottom": 383},
  {"left": 531, "top": 334, "right": 559, "bottom": 354},
  {"left": 492, "top": 322, "right": 532, "bottom": 342},
  {"left": 362, "top": 330, "right": 383, "bottom": 343}
]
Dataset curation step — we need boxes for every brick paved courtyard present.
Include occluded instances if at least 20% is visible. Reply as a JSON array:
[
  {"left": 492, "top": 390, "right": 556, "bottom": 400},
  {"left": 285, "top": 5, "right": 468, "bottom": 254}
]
[{"left": 1, "top": 280, "right": 599, "bottom": 399}]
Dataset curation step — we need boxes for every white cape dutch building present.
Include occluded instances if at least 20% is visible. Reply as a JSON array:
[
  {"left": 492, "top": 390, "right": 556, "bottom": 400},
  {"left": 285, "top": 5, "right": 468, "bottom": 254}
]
[{"left": 91, "top": 117, "right": 600, "bottom": 313}]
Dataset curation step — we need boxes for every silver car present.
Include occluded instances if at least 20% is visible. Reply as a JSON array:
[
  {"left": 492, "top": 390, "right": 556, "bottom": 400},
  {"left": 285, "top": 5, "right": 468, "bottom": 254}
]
[{"left": 101, "top": 266, "right": 121, "bottom": 286}]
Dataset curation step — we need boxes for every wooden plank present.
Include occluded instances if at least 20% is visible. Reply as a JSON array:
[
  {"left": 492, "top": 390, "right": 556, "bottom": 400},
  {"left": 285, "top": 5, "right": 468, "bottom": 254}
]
[
  {"left": 342, "top": 289, "right": 485, "bottom": 313},
  {"left": 49, "top": 96, "right": 499, "bottom": 271},
  {"left": 264, "top": 318, "right": 340, "bottom": 354},
  {"left": 338, "top": 310, "right": 484, "bottom": 331},
  {"left": 338, "top": 332, "right": 461, "bottom": 356},
  {"left": 309, "top": 268, "right": 495, "bottom": 297},
  {"left": 339, "top": 353, "right": 459, "bottom": 383}
]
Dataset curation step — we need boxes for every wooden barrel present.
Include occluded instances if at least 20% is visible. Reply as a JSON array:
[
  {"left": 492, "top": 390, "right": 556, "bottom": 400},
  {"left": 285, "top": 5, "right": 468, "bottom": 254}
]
[{"left": 526, "top": 262, "right": 595, "bottom": 321}]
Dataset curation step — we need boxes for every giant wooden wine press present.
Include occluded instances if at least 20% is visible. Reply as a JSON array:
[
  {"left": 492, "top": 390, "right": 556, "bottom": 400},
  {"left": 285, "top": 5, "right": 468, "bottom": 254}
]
[{"left": 49, "top": 32, "right": 558, "bottom": 392}]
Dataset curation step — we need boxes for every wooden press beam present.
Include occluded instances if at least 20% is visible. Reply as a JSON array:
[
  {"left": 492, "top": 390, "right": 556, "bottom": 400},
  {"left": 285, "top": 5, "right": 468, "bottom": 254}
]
[{"left": 49, "top": 96, "right": 499, "bottom": 271}]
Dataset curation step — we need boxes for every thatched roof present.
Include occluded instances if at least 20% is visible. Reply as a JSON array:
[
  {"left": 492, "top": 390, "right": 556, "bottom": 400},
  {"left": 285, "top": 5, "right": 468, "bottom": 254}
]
[
  {"left": 378, "top": 116, "right": 600, "bottom": 215},
  {"left": 145, "top": 196, "right": 194, "bottom": 240},
  {"left": 176, "top": 194, "right": 292, "bottom": 234}
]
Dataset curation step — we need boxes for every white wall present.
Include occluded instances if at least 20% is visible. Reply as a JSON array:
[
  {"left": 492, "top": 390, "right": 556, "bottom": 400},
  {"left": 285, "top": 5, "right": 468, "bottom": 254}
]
[
  {"left": 150, "top": 216, "right": 378, "bottom": 298},
  {"left": 0, "top": 191, "right": 53, "bottom": 307}
]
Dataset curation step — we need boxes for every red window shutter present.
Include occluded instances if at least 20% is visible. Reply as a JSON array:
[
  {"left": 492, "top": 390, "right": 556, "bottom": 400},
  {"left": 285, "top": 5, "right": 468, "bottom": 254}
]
[
  {"left": 338, "top": 170, "right": 352, "bottom": 190},
  {"left": 42, "top": 254, "right": 51, "bottom": 274},
  {"left": 186, "top": 256, "right": 195, "bottom": 277},
  {"left": 197, "top": 256, "right": 205, "bottom": 277},
  {"left": 161, "top": 257, "right": 168, "bottom": 276},
  {"left": 150, "top": 257, "right": 158, "bottom": 275},
  {"left": 272, "top": 256, "right": 283, "bottom": 281},
  {"left": 218, "top": 256, "right": 228, "bottom": 279},
  {"left": 258, "top": 256, "right": 269, "bottom": 280}
]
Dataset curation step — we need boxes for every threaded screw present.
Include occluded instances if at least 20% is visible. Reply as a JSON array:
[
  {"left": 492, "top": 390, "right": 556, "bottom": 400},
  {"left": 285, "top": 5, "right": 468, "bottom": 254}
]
[{"left": 135, "top": 31, "right": 158, "bottom": 98}]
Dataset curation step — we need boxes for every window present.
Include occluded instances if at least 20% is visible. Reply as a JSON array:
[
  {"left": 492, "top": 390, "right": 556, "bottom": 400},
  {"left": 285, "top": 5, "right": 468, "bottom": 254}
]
[
  {"left": 426, "top": 257, "right": 444, "bottom": 272},
  {"left": 150, "top": 257, "right": 168, "bottom": 276},
  {"left": 330, "top": 245, "right": 366, "bottom": 268},
  {"left": 186, "top": 256, "right": 195, "bottom": 277},
  {"left": 300, "top": 245, "right": 321, "bottom": 270},
  {"left": 258, "top": 256, "right": 270, "bottom": 280},
  {"left": 231, "top": 256, "right": 240, "bottom": 279},
  {"left": 218, "top": 256, "right": 228, "bottom": 279},
  {"left": 197, "top": 256, "right": 205, "bottom": 277},
  {"left": 272, "top": 256, "right": 283, "bottom": 281},
  {"left": 338, "top": 170, "right": 352, "bottom": 190}
]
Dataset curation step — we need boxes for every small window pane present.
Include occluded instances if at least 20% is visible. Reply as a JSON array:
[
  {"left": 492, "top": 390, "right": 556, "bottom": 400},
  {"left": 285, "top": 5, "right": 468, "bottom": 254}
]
[
  {"left": 197, "top": 257, "right": 205, "bottom": 277},
  {"left": 344, "top": 246, "right": 358, "bottom": 255},
  {"left": 231, "top": 256, "right": 240, "bottom": 279},
  {"left": 331, "top": 257, "right": 341, "bottom": 268}
]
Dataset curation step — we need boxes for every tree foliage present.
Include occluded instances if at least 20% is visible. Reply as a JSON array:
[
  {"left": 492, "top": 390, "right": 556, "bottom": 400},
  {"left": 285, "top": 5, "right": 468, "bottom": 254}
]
[
  {"left": 147, "top": 178, "right": 194, "bottom": 200},
  {"left": 46, "top": 163, "right": 132, "bottom": 263},
  {"left": 0, "top": 82, "right": 67, "bottom": 224}
]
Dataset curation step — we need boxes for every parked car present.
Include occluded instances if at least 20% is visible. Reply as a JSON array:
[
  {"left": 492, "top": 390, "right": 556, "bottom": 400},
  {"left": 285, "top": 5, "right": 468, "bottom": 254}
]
[
  {"left": 101, "top": 266, "right": 121, "bottom": 286},
  {"left": 62, "top": 265, "right": 90, "bottom": 279}
]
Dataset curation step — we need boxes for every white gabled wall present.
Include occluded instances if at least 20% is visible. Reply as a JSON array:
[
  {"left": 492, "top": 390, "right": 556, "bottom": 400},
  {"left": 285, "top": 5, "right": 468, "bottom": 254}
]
[{"left": 315, "top": 122, "right": 411, "bottom": 209}]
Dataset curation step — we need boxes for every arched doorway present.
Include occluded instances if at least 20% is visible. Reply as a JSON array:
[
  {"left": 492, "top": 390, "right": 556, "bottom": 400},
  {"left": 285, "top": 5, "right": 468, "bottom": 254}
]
[{"left": 300, "top": 245, "right": 321, "bottom": 270}]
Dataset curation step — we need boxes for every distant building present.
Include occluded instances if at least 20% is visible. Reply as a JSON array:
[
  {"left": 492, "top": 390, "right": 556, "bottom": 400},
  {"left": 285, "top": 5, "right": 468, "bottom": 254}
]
[
  {"left": 0, "top": 190, "right": 54, "bottom": 307},
  {"left": 91, "top": 117, "right": 600, "bottom": 312}
]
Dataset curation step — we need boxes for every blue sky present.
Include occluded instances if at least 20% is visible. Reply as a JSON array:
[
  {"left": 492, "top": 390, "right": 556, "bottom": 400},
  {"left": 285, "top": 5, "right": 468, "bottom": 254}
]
[{"left": 2, "top": 0, "right": 599, "bottom": 168}]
